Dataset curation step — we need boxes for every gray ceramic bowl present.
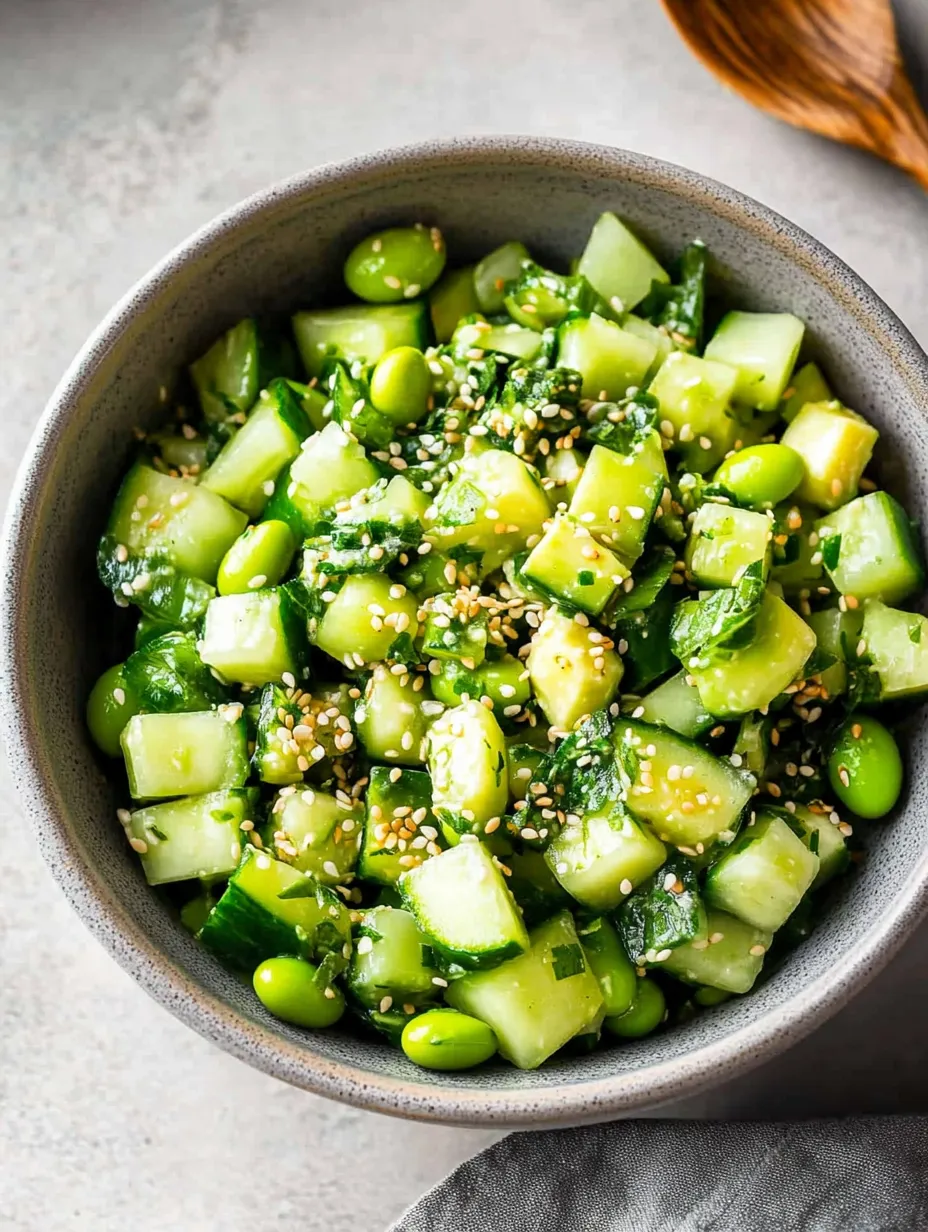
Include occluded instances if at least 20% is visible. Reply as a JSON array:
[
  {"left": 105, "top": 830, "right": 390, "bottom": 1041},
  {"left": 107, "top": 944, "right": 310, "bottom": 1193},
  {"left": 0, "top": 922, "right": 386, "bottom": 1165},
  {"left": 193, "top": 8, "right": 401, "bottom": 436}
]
[{"left": 4, "top": 137, "right": 928, "bottom": 1128}]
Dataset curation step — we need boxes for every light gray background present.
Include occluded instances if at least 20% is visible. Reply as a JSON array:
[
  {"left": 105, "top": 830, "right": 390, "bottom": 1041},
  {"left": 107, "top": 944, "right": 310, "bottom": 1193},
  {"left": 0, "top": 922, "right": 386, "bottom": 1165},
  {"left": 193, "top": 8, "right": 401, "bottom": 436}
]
[{"left": 4, "top": 1, "right": 928, "bottom": 1228}]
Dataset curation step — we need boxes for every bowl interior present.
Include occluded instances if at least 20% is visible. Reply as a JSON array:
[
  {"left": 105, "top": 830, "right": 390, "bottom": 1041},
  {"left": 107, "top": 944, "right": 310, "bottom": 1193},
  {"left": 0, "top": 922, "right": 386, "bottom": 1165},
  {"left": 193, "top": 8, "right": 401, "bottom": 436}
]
[{"left": 6, "top": 139, "right": 928, "bottom": 1126}]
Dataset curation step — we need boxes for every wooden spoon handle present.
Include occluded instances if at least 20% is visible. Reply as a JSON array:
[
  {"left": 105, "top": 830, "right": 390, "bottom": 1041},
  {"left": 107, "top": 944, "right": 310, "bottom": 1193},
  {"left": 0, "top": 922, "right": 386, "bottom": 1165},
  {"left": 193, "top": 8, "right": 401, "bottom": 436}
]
[{"left": 884, "top": 71, "right": 928, "bottom": 193}]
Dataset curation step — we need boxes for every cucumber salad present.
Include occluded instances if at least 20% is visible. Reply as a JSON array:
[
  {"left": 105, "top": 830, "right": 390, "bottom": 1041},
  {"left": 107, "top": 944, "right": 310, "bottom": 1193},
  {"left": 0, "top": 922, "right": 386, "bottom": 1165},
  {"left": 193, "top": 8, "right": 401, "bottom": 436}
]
[{"left": 88, "top": 212, "right": 923, "bottom": 1072}]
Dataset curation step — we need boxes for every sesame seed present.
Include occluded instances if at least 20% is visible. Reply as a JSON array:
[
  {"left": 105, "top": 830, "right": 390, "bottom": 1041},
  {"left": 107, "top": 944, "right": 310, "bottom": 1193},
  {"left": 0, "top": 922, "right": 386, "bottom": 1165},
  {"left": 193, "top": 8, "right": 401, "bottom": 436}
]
[{"left": 128, "top": 836, "right": 148, "bottom": 854}]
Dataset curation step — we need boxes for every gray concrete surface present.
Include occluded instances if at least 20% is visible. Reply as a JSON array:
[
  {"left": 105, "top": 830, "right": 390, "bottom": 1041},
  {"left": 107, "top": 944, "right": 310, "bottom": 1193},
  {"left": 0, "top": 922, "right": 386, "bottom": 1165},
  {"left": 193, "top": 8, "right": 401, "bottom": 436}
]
[{"left": 4, "top": 1, "right": 928, "bottom": 1228}]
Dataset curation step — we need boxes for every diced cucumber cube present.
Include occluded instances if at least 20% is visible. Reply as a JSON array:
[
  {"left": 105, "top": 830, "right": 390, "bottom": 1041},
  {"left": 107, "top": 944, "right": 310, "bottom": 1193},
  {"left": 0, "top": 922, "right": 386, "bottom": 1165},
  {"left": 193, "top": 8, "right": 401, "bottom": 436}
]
[
  {"left": 340, "top": 474, "right": 430, "bottom": 528},
  {"left": 577, "top": 212, "right": 669, "bottom": 312},
  {"left": 121, "top": 710, "right": 249, "bottom": 800},
  {"left": 656, "top": 908, "right": 771, "bottom": 994},
  {"left": 544, "top": 805, "right": 666, "bottom": 910},
  {"left": 685, "top": 502, "right": 772, "bottom": 588},
  {"left": 268, "top": 788, "right": 363, "bottom": 885},
  {"left": 359, "top": 766, "right": 441, "bottom": 885},
  {"left": 527, "top": 608, "right": 623, "bottom": 732},
  {"left": 429, "top": 655, "right": 530, "bottom": 727},
  {"left": 802, "top": 606, "right": 860, "bottom": 700},
  {"left": 689, "top": 592, "right": 817, "bottom": 718},
  {"left": 127, "top": 788, "right": 256, "bottom": 884},
  {"left": 543, "top": 446, "right": 585, "bottom": 504},
  {"left": 292, "top": 302, "right": 428, "bottom": 377},
  {"left": 427, "top": 700, "right": 509, "bottom": 833},
  {"left": 474, "top": 241, "right": 531, "bottom": 314},
  {"left": 861, "top": 600, "right": 928, "bottom": 700},
  {"left": 105, "top": 462, "right": 248, "bottom": 584},
  {"left": 286, "top": 421, "right": 380, "bottom": 525},
  {"left": 347, "top": 905, "right": 441, "bottom": 1011},
  {"left": 780, "top": 361, "right": 832, "bottom": 423},
  {"left": 733, "top": 713, "right": 771, "bottom": 779},
  {"left": 704, "top": 311, "right": 805, "bottom": 412},
  {"left": 190, "top": 318, "right": 261, "bottom": 423},
  {"left": 446, "top": 910, "right": 603, "bottom": 1069},
  {"left": 472, "top": 322, "right": 543, "bottom": 361},
  {"left": 252, "top": 682, "right": 305, "bottom": 784},
  {"left": 780, "top": 401, "right": 878, "bottom": 511},
  {"left": 201, "top": 380, "right": 310, "bottom": 518},
  {"left": 558, "top": 314, "right": 657, "bottom": 401},
  {"left": 647, "top": 352, "right": 738, "bottom": 471},
  {"left": 355, "top": 663, "right": 433, "bottom": 765},
  {"left": 705, "top": 810, "right": 819, "bottom": 931},
  {"left": 123, "top": 629, "right": 228, "bottom": 714},
  {"left": 815, "top": 491, "right": 924, "bottom": 604},
  {"left": 312, "top": 574, "right": 420, "bottom": 669},
  {"left": 623, "top": 313, "right": 675, "bottom": 377},
  {"left": 421, "top": 593, "right": 488, "bottom": 666},
  {"left": 770, "top": 501, "right": 826, "bottom": 593},
  {"left": 427, "top": 449, "right": 551, "bottom": 572},
  {"left": 793, "top": 803, "right": 850, "bottom": 888},
  {"left": 619, "top": 719, "right": 754, "bottom": 852},
  {"left": 287, "top": 380, "right": 330, "bottom": 432},
  {"left": 401, "top": 839, "right": 529, "bottom": 969},
  {"left": 429, "top": 267, "right": 480, "bottom": 343},
  {"left": 521, "top": 514, "right": 628, "bottom": 615},
  {"left": 629, "top": 671, "right": 715, "bottom": 739},
  {"left": 567, "top": 438, "right": 667, "bottom": 564},
  {"left": 198, "top": 848, "right": 352, "bottom": 974},
  {"left": 199, "top": 588, "right": 305, "bottom": 686}
]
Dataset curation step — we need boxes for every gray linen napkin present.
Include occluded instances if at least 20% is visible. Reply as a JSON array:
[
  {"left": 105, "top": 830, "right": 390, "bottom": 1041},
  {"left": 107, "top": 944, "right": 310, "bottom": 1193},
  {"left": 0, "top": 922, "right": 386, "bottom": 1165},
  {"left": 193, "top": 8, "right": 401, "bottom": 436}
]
[{"left": 390, "top": 1118, "right": 928, "bottom": 1231}]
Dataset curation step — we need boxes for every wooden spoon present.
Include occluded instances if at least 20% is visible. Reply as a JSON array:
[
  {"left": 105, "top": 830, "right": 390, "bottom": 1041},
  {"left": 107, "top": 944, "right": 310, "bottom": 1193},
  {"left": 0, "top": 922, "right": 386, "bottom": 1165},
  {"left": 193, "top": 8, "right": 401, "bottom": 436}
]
[{"left": 660, "top": 0, "right": 928, "bottom": 191}]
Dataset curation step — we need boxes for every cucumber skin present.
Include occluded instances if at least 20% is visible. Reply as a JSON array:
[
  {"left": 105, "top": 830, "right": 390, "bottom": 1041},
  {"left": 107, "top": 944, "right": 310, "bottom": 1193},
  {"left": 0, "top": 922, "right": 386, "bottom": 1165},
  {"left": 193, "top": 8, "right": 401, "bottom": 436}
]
[
  {"left": 399, "top": 879, "right": 527, "bottom": 972},
  {"left": 198, "top": 871, "right": 349, "bottom": 974},
  {"left": 198, "top": 880, "right": 313, "bottom": 972}
]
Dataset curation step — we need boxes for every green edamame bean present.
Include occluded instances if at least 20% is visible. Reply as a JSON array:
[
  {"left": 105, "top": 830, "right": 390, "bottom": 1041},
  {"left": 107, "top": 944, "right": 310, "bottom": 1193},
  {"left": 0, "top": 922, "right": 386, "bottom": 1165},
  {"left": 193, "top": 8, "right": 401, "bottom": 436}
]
[
  {"left": 369, "top": 346, "right": 431, "bottom": 425},
  {"left": 253, "top": 956, "right": 346, "bottom": 1028},
  {"left": 217, "top": 521, "right": 295, "bottom": 596},
  {"left": 603, "top": 977, "right": 666, "bottom": 1039},
  {"left": 713, "top": 443, "right": 804, "bottom": 509},
  {"left": 401, "top": 1008, "right": 497, "bottom": 1071},
  {"left": 344, "top": 225, "right": 446, "bottom": 304},
  {"left": 579, "top": 918, "right": 638, "bottom": 1018},
  {"left": 86, "top": 663, "right": 141, "bottom": 757},
  {"left": 828, "top": 714, "right": 903, "bottom": 819}
]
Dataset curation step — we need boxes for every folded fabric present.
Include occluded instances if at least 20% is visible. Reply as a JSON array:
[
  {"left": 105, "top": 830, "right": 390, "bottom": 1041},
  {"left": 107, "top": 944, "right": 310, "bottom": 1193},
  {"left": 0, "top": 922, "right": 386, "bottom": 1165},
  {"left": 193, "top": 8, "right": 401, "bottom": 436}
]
[{"left": 389, "top": 1118, "right": 928, "bottom": 1231}]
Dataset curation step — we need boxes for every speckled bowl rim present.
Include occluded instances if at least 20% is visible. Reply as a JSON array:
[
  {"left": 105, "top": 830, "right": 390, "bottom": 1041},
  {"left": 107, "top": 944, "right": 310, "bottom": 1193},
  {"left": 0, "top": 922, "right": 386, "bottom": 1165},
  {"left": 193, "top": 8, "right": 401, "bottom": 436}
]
[{"left": 6, "top": 136, "right": 928, "bottom": 1127}]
